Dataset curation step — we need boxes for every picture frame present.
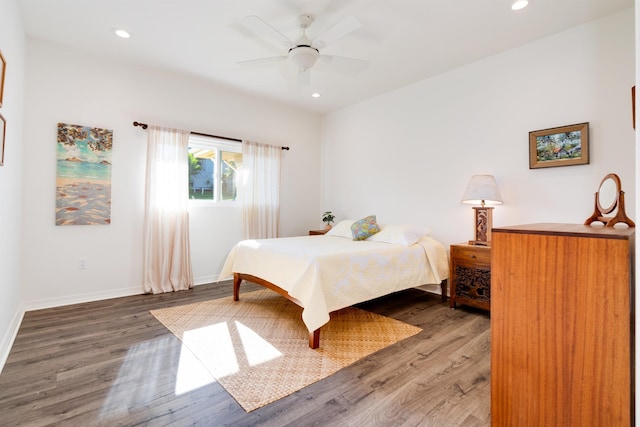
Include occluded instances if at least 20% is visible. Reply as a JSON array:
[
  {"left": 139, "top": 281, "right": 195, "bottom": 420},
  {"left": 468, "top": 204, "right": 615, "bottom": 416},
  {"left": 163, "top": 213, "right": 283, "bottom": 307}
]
[
  {"left": 0, "top": 113, "right": 5, "bottom": 166},
  {"left": 529, "top": 122, "right": 589, "bottom": 169},
  {"left": 0, "top": 49, "right": 5, "bottom": 108}
]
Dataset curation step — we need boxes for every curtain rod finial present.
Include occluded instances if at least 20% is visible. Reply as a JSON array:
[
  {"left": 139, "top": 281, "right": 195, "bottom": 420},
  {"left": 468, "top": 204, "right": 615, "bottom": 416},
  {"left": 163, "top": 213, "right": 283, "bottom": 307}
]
[{"left": 133, "top": 121, "right": 148, "bottom": 130}]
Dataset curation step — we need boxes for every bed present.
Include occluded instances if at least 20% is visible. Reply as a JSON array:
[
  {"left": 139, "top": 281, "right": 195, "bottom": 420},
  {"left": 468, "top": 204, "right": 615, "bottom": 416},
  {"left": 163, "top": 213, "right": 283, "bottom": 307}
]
[{"left": 219, "top": 220, "right": 450, "bottom": 348}]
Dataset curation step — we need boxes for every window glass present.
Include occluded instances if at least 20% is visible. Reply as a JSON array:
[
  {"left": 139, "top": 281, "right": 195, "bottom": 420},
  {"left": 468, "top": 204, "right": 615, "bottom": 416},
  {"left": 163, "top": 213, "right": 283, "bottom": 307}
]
[
  {"left": 221, "top": 151, "right": 241, "bottom": 201},
  {"left": 189, "top": 148, "right": 215, "bottom": 200},
  {"left": 188, "top": 135, "right": 241, "bottom": 203}
]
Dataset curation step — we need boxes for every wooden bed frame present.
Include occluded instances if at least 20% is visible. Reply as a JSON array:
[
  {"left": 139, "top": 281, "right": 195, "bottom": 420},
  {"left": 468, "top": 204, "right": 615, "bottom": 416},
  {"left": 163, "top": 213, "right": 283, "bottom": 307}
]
[{"left": 233, "top": 272, "right": 448, "bottom": 349}]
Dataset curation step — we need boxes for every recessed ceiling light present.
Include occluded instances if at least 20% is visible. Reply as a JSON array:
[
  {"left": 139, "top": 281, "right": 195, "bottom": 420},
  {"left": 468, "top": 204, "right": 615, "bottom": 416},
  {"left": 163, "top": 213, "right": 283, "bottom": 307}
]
[
  {"left": 511, "top": 0, "right": 529, "bottom": 10},
  {"left": 311, "top": 93, "right": 321, "bottom": 98},
  {"left": 113, "top": 28, "right": 130, "bottom": 39}
]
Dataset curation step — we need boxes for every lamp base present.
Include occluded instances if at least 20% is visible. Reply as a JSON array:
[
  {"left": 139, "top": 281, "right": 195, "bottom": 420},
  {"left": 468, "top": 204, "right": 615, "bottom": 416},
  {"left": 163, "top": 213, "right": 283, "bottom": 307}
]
[{"left": 469, "top": 206, "right": 494, "bottom": 246}]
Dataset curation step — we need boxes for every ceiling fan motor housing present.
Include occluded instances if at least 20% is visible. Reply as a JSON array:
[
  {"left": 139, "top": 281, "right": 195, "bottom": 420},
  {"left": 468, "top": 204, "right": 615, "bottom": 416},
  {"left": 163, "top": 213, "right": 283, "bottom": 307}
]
[{"left": 296, "top": 14, "right": 313, "bottom": 29}]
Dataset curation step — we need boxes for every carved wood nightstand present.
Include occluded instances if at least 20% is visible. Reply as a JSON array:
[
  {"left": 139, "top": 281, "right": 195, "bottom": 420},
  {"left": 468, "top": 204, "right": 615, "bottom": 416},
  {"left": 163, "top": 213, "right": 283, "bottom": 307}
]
[
  {"left": 449, "top": 243, "right": 491, "bottom": 311},
  {"left": 309, "top": 229, "right": 329, "bottom": 235}
]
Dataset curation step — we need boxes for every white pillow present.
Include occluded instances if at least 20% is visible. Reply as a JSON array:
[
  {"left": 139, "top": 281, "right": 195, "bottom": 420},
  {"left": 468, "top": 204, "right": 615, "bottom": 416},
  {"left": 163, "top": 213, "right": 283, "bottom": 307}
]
[
  {"left": 366, "top": 224, "right": 432, "bottom": 246},
  {"left": 325, "top": 219, "right": 355, "bottom": 238}
]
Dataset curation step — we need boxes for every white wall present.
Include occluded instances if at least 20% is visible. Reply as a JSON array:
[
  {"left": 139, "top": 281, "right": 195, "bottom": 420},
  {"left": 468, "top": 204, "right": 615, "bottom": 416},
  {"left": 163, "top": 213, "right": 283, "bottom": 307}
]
[
  {"left": 321, "top": 9, "right": 636, "bottom": 253},
  {"left": 0, "top": 0, "right": 26, "bottom": 368},
  {"left": 20, "top": 39, "right": 322, "bottom": 308}
]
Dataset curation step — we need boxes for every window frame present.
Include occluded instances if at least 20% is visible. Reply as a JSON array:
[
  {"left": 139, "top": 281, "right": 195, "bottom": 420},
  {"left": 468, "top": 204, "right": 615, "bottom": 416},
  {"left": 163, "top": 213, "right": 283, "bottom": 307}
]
[{"left": 188, "top": 134, "right": 242, "bottom": 206}]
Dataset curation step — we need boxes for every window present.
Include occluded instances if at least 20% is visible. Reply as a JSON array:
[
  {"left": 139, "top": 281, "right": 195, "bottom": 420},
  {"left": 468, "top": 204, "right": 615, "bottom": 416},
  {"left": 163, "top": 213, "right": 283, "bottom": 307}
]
[{"left": 188, "top": 134, "right": 242, "bottom": 203}]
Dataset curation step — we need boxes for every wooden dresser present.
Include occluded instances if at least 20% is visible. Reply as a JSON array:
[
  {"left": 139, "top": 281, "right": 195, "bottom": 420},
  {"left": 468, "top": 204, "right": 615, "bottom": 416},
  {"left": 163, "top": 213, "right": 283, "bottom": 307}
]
[{"left": 491, "top": 223, "right": 635, "bottom": 426}]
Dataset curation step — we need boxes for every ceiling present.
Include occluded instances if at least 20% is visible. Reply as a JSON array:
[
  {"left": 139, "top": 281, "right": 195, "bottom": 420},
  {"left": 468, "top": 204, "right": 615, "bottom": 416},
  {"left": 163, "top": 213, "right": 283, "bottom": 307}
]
[{"left": 18, "top": 0, "right": 633, "bottom": 114}]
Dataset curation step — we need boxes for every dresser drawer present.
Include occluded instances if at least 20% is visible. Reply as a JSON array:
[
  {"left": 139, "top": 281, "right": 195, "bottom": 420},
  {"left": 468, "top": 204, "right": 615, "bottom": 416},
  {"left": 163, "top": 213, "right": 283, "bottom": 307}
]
[{"left": 451, "top": 245, "right": 491, "bottom": 267}]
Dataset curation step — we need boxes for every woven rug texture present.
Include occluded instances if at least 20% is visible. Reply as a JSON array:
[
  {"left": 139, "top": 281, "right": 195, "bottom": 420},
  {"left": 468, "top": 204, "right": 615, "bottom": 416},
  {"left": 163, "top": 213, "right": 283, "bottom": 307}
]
[{"left": 150, "top": 288, "right": 422, "bottom": 412}]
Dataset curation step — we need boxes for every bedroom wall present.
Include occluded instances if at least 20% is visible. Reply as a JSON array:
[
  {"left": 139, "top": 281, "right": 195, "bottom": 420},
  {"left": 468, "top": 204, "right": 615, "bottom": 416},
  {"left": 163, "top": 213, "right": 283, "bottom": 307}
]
[
  {"left": 0, "top": 0, "right": 26, "bottom": 367},
  {"left": 20, "top": 39, "right": 322, "bottom": 309},
  {"left": 321, "top": 9, "right": 635, "bottom": 260}
]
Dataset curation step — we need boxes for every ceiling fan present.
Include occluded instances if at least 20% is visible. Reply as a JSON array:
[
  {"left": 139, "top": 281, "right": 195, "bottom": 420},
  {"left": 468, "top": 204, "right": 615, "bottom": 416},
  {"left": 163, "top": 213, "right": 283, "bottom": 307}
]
[{"left": 238, "top": 14, "right": 369, "bottom": 86}]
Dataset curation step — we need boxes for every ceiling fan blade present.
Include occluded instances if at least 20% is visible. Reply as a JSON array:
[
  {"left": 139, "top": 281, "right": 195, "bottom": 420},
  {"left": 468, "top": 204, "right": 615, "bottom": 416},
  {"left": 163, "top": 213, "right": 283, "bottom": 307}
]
[
  {"left": 318, "top": 54, "right": 370, "bottom": 74},
  {"left": 244, "top": 15, "right": 294, "bottom": 49},
  {"left": 312, "top": 16, "right": 362, "bottom": 49},
  {"left": 237, "top": 56, "right": 288, "bottom": 67},
  {"left": 298, "top": 68, "right": 311, "bottom": 87}
]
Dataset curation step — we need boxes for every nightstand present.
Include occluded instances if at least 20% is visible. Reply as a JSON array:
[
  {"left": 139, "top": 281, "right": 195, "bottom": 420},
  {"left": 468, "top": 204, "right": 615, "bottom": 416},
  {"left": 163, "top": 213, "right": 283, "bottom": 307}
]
[
  {"left": 449, "top": 243, "right": 491, "bottom": 311},
  {"left": 309, "top": 229, "right": 329, "bottom": 235}
]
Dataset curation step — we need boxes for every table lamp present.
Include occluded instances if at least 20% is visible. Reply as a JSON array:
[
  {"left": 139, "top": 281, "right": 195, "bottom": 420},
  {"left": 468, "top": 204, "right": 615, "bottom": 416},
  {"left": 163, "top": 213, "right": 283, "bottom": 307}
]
[{"left": 461, "top": 174, "right": 503, "bottom": 246}]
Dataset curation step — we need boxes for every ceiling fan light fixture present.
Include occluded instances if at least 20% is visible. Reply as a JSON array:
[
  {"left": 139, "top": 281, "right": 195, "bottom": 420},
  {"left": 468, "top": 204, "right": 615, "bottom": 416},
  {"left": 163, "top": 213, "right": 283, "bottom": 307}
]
[{"left": 289, "top": 46, "right": 319, "bottom": 70}]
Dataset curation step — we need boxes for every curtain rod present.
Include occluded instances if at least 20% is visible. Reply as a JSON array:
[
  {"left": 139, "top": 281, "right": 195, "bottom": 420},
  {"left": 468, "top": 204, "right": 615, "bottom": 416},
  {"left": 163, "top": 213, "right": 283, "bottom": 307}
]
[{"left": 133, "top": 121, "right": 290, "bottom": 150}]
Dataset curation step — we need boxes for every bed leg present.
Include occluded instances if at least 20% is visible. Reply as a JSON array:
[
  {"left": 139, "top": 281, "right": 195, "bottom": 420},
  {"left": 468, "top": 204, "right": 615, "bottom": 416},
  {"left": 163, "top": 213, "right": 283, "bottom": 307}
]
[
  {"left": 441, "top": 279, "right": 448, "bottom": 302},
  {"left": 233, "top": 273, "right": 242, "bottom": 301},
  {"left": 309, "top": 328, "right": 320, "bottom": 349}
]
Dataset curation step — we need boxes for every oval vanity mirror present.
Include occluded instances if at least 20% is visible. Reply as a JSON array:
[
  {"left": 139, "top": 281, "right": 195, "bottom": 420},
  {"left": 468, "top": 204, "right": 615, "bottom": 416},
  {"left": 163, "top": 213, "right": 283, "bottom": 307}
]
[
  {"left": 585, "top": 173, "right": 635, "bottom": 228},
  {"left": 596, "top": 174, "right": 620, "bottom": 214}
]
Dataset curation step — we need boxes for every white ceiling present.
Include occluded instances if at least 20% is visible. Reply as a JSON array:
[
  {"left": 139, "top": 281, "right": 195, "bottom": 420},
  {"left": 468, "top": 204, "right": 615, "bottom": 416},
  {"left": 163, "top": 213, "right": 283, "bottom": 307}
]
[{"left": 18, "top": 0, "right": 633, "bottom": 114}]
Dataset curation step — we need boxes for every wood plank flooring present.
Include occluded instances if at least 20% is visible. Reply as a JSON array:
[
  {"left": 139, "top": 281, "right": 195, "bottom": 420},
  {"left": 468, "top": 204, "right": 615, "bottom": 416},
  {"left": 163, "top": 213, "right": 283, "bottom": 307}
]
[{"left": 0, "top": 282, "right": 490, "bottom": 426}]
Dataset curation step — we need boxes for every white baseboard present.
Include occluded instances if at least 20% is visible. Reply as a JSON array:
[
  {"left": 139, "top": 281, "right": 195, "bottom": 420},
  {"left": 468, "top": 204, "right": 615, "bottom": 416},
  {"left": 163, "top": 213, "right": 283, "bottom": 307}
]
[
  {"left": 21, "top": 285, "right": 143, "bottom": 312},
  {"left": 0, "top": 306, "right": 25, "bottom": 374},
  {"left": 21, "top": 276, "right": 224, "bottom": 312},
  {"left": 193, "top": 274, "right": 219, "bottom": 286}
]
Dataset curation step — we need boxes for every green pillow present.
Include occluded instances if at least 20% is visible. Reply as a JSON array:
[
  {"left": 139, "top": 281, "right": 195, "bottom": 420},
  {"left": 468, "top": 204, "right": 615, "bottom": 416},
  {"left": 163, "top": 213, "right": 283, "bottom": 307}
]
[{"left": 351, "top": 215, "right": 381, "bottom": 241}]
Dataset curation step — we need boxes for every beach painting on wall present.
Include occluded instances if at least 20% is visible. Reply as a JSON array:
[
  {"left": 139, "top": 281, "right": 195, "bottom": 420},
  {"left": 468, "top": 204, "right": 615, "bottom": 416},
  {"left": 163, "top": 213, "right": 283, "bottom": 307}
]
[{"left": 56, "top": 123, "right": 113, "bottom": 225}]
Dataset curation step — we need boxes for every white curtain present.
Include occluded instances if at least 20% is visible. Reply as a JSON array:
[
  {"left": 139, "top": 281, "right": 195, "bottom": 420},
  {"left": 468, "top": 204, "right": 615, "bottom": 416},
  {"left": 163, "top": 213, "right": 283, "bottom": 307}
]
[
  {"left": 241, "top": 140, "right": 281, "bottom": 239},
  {"left": 143, "top": 126, "right": 194, "bottom": 293}
]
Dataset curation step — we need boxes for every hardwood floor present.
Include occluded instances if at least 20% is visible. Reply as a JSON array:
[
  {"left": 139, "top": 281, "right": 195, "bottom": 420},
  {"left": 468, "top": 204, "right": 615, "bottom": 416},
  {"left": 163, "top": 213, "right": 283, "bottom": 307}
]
[{"left": 0, "top": 282, "right": 490, "bottom": 426}]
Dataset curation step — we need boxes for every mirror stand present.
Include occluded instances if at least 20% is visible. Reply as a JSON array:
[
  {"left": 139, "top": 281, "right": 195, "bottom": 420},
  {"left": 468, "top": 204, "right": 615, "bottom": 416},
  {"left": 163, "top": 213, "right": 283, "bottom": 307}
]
[{"left": 584, "top": 173, "right": 635, "bottom": 228}]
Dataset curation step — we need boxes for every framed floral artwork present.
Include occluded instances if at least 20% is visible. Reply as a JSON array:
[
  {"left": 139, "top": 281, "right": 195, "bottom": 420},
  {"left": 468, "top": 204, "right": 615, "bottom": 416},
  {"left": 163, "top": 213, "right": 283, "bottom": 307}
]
[{"left": 529, "top": 122, "right": 589, "bottom": 169}]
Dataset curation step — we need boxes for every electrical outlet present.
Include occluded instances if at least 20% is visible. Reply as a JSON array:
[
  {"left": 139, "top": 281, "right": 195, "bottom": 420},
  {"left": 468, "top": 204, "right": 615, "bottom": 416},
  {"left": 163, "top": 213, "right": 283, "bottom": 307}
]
[{"left": 78, "top": 258, "right": 88, "bottom": 269}]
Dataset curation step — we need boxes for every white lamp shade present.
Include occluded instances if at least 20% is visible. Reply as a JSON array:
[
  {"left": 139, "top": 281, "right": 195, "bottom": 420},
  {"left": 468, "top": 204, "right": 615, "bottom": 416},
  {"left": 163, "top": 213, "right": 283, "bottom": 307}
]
[{"left": 461, "top": 174, "right": 503, "bottom": 205}]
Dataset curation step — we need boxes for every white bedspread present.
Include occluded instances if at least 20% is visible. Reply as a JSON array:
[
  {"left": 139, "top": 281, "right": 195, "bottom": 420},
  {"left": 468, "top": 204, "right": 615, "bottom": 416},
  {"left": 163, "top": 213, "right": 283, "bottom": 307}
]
[{"left": 219, "top": 235, "right": 449, "bottom": 333}]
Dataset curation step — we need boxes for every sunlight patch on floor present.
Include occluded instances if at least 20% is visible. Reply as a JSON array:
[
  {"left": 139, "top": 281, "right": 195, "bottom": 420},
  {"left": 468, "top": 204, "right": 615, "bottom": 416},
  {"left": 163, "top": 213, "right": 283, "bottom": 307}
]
[
  {"left": 235, "top": 320, "right": 283, "bottom": 366},
  {"left": 175, "top": 320, "right": 283, "bottom": 386},
  {"left": 175, "top": 343, "right": 216, "bottom": 395},
  {"left": 182, "top": 322, "right": 239, "bottom": 378}
]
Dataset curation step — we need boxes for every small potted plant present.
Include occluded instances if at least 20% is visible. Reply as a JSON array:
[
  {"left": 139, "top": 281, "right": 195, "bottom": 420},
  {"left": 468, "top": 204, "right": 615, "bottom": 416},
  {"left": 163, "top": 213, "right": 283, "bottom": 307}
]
[{"left": 322, "top": 211, "right": 335, "bottom": 230}]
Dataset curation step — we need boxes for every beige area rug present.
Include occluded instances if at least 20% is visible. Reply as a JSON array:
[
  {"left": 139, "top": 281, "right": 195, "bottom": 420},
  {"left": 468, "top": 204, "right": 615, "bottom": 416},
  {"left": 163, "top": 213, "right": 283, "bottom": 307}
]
[{"left": 150, "top": 289, "right": 422, "bottom": 412}]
